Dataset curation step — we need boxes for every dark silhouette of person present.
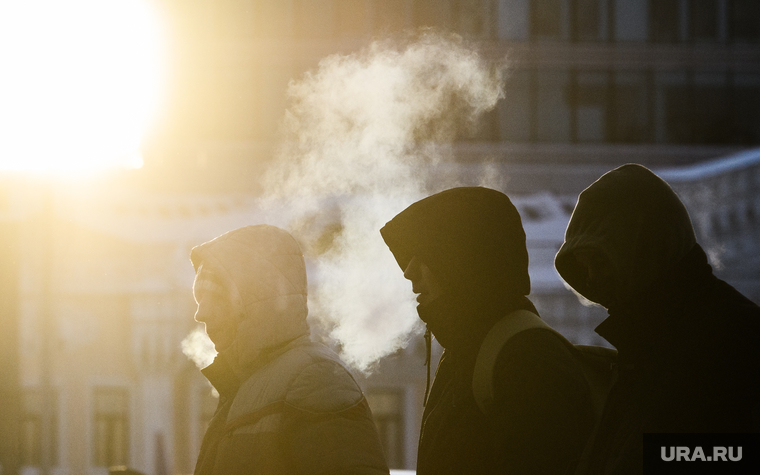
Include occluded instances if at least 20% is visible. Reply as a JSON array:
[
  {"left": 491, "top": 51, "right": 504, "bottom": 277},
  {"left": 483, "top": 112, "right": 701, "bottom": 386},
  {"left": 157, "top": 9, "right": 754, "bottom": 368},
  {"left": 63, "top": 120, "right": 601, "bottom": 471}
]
[
  {"left": 381, "top": 187, "right": 594, "bottom": 474},
  {"left": 191, "top": 225, "right": 389, "bottom": 475},
  {"left": 555, "top": 164, "right": 760, "bottom": 474}
]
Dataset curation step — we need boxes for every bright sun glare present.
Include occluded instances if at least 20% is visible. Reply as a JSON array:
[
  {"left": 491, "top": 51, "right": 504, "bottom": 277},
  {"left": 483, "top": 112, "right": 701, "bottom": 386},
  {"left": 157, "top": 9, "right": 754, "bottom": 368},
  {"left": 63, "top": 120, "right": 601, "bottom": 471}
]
[{"left": 0, "top": 0, "right": 164, "bottom": 175}]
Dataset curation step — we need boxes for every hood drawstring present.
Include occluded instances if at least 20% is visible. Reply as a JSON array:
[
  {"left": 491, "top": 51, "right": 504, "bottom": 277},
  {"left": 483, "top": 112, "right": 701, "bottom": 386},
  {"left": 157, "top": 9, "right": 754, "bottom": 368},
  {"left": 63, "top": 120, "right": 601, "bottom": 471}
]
[{"left": 423, "top": 326, "right": 431, "bottom": 407}]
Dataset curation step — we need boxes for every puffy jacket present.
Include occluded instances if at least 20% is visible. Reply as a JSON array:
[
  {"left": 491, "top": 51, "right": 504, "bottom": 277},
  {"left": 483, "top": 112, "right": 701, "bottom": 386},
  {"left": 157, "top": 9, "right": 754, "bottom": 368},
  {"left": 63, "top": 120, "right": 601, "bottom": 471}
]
[
  {"left": 191, "top": 225, "right": 389, "bottom": 475},
  {"left": 381, "top": 187, "right": 594, "bottom": 474},
  {"left": 555, "top": 164, "right": 760, "bottom": 474}
]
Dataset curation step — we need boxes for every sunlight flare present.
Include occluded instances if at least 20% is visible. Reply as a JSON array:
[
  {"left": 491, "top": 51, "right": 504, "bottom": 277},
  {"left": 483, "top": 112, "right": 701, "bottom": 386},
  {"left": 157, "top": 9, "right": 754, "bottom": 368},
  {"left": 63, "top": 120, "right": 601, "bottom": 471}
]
[{"left": 0, "top": 0, "right": 164, "bottom": 175}]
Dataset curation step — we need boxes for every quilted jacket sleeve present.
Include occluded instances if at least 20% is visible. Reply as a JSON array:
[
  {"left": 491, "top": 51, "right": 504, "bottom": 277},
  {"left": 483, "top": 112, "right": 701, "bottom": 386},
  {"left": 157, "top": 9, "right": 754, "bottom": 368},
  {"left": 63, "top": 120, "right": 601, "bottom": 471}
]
[
  {"left": 208, "top": 359, "right": 390, "bottom": 475},
  {"left": 281, "top": 359, "right": 390, "bottom": 475}
]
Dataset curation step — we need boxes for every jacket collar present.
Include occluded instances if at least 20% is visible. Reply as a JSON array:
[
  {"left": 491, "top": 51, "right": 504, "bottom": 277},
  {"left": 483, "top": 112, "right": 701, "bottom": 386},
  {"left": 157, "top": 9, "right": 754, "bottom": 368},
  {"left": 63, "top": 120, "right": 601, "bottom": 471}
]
[
  {"left": 201, "top": 352, "right": 240, "bottom": 399},
  {"left": 418, "top": 291, "right": 538, "bottom": 357},
  {"left": 595, "top": 244, "right": 717, "bottom": 357},
  {"left": 201, "top": 334, "right": 313, "bottom": 398}
]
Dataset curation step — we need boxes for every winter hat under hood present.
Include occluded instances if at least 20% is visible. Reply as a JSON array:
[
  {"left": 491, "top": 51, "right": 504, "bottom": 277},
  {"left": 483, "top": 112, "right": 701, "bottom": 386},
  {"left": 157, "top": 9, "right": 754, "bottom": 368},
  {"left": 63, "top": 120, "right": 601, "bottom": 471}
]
[
  {"left": 190, "top": 225, "right": 310, "bottom": 373},
  {"left": 555, "top": 164, "right": 697, "bottom": 307}
]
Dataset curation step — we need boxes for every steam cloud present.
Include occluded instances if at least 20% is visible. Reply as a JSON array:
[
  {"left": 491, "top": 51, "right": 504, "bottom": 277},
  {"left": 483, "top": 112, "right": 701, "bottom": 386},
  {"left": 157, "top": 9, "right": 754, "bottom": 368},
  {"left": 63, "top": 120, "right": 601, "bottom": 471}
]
[
  {"left": 181, "top": 326, "right": 216, "bottom": 369},
  {"left": 261, "top": 32, "right": 507, "bottom": 373}
]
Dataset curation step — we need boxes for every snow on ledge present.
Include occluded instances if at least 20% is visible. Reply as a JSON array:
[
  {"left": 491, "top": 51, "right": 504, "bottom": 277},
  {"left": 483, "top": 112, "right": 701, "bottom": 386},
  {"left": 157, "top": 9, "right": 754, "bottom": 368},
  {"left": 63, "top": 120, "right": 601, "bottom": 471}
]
[{"left": 656, "top": 147, "right": 760, "bottom": 183}]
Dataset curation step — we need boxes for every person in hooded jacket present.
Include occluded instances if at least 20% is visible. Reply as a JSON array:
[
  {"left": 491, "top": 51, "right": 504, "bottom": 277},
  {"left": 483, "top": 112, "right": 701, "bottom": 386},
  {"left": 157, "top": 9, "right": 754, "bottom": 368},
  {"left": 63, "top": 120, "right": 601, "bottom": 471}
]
[
  {"left": 555, "top": 164, "right": 760, "bottom": 474},
  {"left": 380, "top": 187, "right": 594, "bottom": 475},
  {"left": 190, "top": 225, "right": 389, "bottom": 475}
]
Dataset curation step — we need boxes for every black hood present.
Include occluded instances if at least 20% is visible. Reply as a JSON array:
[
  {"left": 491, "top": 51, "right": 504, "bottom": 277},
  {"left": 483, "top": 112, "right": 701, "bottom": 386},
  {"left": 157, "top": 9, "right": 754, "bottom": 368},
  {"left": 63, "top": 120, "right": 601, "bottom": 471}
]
[
  {"left": 555, "top": 164, "right": 697, "bottom": 307},
  {"left": 381, "top": 187, "right": 530, "bottom": 301}
]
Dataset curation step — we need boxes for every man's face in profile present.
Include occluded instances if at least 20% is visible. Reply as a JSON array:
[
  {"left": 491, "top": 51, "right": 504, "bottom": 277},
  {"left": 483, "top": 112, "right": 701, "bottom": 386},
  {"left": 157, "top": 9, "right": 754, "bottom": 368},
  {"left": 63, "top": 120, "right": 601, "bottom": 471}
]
[
  {"left": 403, "top": 256, "right": 442, "bottom": 306},
  {"left": 193, "top": 265, "right": 241, "bottom": 352},
  {"left": 573, "top": 249, "right": 617, "bottom": 309}
]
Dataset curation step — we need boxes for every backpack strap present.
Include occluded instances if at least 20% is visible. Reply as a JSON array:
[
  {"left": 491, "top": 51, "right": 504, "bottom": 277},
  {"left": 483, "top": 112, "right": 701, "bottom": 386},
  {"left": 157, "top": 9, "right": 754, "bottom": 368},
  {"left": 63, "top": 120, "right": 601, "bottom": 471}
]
[{"left": 473, "top": 309, "right": 561, "bottom": 414}]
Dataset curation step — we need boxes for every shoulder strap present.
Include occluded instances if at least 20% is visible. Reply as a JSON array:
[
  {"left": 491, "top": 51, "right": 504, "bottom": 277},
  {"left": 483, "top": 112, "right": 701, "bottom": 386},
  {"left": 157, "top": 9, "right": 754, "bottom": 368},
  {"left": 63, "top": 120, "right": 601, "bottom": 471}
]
[
  {"left": 473, "top": 309, "right": 565, "bottom": 414},
  {"left": 473, "top": 311, "right": 619, "bottom": 475}
]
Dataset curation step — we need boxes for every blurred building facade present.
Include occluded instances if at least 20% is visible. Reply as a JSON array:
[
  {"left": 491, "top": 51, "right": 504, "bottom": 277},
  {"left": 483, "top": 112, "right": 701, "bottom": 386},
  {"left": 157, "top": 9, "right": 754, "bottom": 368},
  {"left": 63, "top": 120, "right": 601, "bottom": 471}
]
[
  {"left": 3, "top": 1, "right": 760, "bottom": 474},
  {"left": 145, "top": 0, "right": 760, "bottom": 191}
]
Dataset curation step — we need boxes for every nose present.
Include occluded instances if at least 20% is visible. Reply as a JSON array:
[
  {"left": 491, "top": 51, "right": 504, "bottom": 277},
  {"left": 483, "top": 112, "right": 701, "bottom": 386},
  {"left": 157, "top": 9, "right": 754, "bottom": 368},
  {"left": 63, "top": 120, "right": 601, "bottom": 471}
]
[
  {"left": 403, "top": 256, "right": 420, "bottom": 282},
  {"left": 194, "top": 302, "right": 209, "bottom": 323}
]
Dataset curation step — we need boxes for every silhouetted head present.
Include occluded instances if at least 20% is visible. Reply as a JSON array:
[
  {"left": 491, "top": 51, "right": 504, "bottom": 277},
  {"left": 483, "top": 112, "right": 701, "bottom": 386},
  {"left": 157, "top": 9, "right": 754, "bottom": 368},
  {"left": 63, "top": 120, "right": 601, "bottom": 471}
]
[
  {"left": 382, "top": 187, "right": 529, "bottom": 302},
  {"left": 555, "top": 164, "right": 696, "bottom": 309},
  {"left": 190, "top": 225, "right": 310, "bottom": 370},
  {"left": 381, "top": 187, "right": 530, "bottom": 347}
]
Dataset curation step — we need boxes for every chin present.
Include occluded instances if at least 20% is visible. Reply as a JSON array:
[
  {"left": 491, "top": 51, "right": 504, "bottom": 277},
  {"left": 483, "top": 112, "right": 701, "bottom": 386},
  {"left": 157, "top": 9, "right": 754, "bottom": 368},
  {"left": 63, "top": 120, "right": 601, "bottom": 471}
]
[
  {"left": 209, "top": 335, "right": 233, "bottom": 353},
  {"left": 216, "top": 341, "right": 234, "bottom": 352}
]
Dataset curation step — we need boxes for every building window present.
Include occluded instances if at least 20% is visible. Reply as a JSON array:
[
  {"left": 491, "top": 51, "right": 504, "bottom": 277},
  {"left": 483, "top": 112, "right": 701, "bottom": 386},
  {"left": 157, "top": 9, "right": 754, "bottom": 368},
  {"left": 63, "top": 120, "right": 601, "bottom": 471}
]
[
  {"left": 20, "top": 388, "right": 58, "bottom": 467},
  {"left": 612, "top": 71, "right": 651, "bottom": 143},
  {"left": 92, "top": 387, "right": 129, "bottom": 467},
  {"left": 455, "top": 0, "right": 489, "bottom": 37},
  {"left": 572, "top": 0, "right": 607, "bottom": 41},
  {"left": 730, "top": 0, "right": 760, "bottom": 42},
  {"left": 463, "top": 108, "right": 500, "bottom": 141},
  {"left": 365, "top": 390, "right": 404, "bottom": 469},
  {"left": 294, "top": 0, "right": 337, "bottom": 38},
  {"left": 649, "top": 0, "right": 681, "bottom": 43},
  {"left": 337, "top": 0, "right": 369, "bottom": 37},
  {"left": 692, "top": 72, "right": 731, "bottom": 144},
  {"left": 574, "top": 71, "right": 609, "bottom": 142},
  {"left": 531, "top": 0, "right": 564, "bottom": 39},
  {"left": 536, "top": 70, "right": 571, "bottom": 142},
  {"left": 413, "top": 0, "right": 491, "bottom": 36},
  {"left": 734, "top": 73, "right": 760, "bottom": 144},
  {"left": 689, "top": 0, "right": 719, "bottom": 42},
  {"left": 652, "top": 70, "right": 759, "bottom": 145},
  {"left": 414, "top": 0, "right": 453, "bottom": 30},
  {"left": 499, "top": 68, "right": 760, "bottom": 146},
  {"left": 654, "top": 71, "right": 691, "bottom": 143},
  {"left": 499, "top": 70, "right": 533, "bottom": 142},
  {"left": 375, "top": 0, "right": 409, "bottom": 33}
]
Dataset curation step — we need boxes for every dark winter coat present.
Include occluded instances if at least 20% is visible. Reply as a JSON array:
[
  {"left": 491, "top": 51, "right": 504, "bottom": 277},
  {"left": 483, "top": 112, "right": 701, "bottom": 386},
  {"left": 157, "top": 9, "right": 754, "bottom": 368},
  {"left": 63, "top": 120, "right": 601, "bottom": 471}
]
[
  {"left": 381, "top": 187, "right": 594, "bottom": 475},
  {"left": 555, "top": 164, "right": 760, "bottom": 474},
  {"left": 191, "top": 225, "right": 389, "bottom": 475}
]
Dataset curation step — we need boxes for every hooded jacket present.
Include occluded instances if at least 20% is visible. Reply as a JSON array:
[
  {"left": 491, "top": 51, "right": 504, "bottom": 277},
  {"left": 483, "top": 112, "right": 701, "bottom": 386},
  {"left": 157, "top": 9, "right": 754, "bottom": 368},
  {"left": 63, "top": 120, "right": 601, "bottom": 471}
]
[
  {"left": 381, "top": 187, "right": 593, "bottom": 475},
  {"left": 191, "top": 225, "right": 389, "bottom": 475},
  {"left": 555, "top": 164, "right": 760, "bottom": 474}
]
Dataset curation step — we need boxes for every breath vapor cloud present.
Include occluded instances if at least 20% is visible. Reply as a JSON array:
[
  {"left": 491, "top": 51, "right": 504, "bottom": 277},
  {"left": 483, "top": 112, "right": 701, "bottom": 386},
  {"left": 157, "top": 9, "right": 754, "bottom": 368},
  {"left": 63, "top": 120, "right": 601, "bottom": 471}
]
[
  {"left": 181, "top": 326, "right": 217, "bottom": 369},
  {"left": 264, "top": 32, "right": 506, "bottom": 373}
]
